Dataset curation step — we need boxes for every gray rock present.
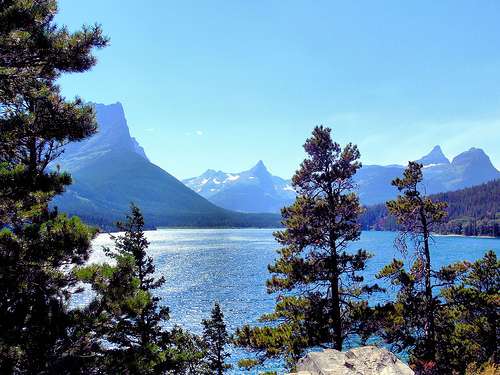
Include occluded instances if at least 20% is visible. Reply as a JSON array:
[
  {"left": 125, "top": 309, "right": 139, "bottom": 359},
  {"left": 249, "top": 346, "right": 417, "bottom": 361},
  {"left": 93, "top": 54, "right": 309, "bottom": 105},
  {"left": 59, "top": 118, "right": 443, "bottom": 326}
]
[{"left": 288, "top": 346, "right": 414, "bottom": 375}]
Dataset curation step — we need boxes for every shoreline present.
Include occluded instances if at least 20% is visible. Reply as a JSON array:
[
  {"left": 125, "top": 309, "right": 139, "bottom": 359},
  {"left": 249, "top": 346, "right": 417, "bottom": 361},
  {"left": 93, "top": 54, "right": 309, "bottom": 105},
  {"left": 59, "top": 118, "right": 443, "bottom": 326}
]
[
  {"left": 432, "top": 233, "right": 498, "bottom": 239},
  {"left": 98, "top": 227, "right": 499, "bottom": 240}
]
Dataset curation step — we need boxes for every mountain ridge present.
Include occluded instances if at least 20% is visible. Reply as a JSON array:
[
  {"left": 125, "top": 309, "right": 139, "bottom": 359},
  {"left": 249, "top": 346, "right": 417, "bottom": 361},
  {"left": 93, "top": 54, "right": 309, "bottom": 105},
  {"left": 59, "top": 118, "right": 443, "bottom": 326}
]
[
  {"left": 185, "top": 146, "right": 500, "bottom": 211},
  {"left": 416, "top": 145, "right": 450, "bottom": 165},
  {"left": 55, "top": 102, "right": 499, "bottom": 223},
  {"left": 54, "top": 103, "right": 281, "bottom": 229},
  {"left": 355, "top": 145, "right": 499, "bottom": 205},
  {"left": 183, "top": 160, "right": 295, "bottom": 213}
]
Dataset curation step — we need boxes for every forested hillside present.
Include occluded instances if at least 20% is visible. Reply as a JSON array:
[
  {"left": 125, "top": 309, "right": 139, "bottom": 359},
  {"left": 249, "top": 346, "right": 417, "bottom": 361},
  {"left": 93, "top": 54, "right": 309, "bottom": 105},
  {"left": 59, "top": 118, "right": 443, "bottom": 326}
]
[
  {"left": 53, "top": 103, "right": 281, "bottom": 230},
  {"left": 360, "top": 179, "right": 500, "bottom": 237}
]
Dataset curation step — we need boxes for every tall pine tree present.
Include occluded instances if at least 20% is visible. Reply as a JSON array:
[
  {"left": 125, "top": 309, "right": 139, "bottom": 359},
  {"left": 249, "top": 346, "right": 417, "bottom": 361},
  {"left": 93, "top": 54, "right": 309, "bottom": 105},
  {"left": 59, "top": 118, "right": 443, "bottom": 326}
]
[
  {"left": 0, "top": 1, "right": 107, "bottom": 372},
  {"left": 235, "top": 126, "right": 381, "bottom": 368},
  {"left": 202, "top": 301, "right": 231, "bottom": 375},
  {"left": 77, "top": 205, "right": 207, "bottom": 374},
  {"left": 376, "top": 161, "right": 447, "bottom": 373}
]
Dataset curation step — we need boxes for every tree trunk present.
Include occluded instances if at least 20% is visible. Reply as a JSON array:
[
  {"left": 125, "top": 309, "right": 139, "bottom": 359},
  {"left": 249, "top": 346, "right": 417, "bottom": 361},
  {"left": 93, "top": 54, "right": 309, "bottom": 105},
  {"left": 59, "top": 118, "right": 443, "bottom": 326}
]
[
  {"left": 217, "top": 345, "right": 223, "bottom": 375},
  {"left": 421, "top": 210, "right": 436, "bottom": 362},
  {"left": 329, "top": 234, "right": 342, "bottom": 351},
  {"left": 28, "top": 137, "right": 37, "bottom": 179},
  {"left": 487, "top": 311, "right": 497, "bottom": 363},
  {"left": 331, "top": 273, "right": 342, "bottom": 350}
]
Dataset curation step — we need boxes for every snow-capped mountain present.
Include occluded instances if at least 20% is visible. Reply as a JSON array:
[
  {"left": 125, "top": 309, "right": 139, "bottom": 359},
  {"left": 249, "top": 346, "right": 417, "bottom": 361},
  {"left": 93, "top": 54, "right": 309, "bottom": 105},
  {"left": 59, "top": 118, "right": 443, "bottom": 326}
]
[
  {"left": 355, "top": 145, "right": 500, "bottom": 205},
  {"left": 183, "top": 161, "right": 295, "bottom": 213},
  {"left": 53, "top": 103, "right": 280, "bottom": 228},
  {"left": 416, "top": 145, "right": 450, "bottom": 166},
  {"left": 186, "top": 146, "right": 499, "bottom": 212}
]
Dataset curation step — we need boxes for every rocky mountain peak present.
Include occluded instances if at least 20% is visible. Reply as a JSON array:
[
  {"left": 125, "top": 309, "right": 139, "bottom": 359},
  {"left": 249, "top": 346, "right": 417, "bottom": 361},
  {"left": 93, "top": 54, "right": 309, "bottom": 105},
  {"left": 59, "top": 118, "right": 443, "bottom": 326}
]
[
  {"left": 249, "top": 160, "right": 271, "bottom": 178},
  {"left": 200, "top": 169, "right": 227, "bottom": 180},
  {"left": 416, "top": 145, "right": 449, "bottom": 165},
  {"left": 183, "top": 161, "right": 295, "bottom": 213},
  {"left": 452, "top": 147, "right": 494, "bottom": 168},
  {"left": 56, "top": 102, "right": 149, "bottom": 171}
]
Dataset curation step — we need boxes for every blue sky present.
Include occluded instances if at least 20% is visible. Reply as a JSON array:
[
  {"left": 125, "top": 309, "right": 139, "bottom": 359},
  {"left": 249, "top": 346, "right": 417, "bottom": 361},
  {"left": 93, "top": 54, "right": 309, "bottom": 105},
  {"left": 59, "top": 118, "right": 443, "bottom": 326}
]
[{"left": 57, "top": 1, "right": 500, "bottom": 179}]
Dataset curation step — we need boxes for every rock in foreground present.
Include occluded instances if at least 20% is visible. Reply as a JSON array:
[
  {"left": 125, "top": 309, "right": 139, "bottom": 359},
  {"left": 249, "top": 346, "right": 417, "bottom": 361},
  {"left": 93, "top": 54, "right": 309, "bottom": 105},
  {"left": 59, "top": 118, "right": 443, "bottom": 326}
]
[{"left": 288, "top": 346, "right": 414, "bottom": 375}]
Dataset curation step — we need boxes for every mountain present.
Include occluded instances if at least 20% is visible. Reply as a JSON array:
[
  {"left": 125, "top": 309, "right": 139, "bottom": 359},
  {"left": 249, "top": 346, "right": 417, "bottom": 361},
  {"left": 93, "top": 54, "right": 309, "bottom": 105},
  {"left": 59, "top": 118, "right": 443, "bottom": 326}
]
[
  {"left": 183, "top": 161, "right": 295, "bottom": 213},
  {"left": 416, "top": 145, "right": 450, "bottom": 166},
  {"left": 354, "top": 164, "right": 406, "bottom": 206},
  {"left": 450, "top": 147, "right": 499, "bottom": 187},
  {"left": 53, "top": 103, "right": 280, "bottom": 229},
  {"left": 57, "top": 103, "right": 149, "bottom": 171},
  {"left": 355, "top": 146, "right": 500, "bottom": 205},
  {"left": 55, "top": 104, "right": 499, "bottom": 222},
  {"left": 360, "top": 179, "right": 500, "bottom": 237},
  {"left": 187, "top": 146, "right": 500, "bottom": 212}
]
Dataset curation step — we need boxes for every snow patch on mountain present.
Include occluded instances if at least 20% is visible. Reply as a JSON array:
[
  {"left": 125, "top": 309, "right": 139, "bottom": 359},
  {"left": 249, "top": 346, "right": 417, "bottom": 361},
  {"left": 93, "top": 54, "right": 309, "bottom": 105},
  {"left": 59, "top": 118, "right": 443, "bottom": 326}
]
[{"left": 182, "top": 161, "right": 296, "bottom": 213}]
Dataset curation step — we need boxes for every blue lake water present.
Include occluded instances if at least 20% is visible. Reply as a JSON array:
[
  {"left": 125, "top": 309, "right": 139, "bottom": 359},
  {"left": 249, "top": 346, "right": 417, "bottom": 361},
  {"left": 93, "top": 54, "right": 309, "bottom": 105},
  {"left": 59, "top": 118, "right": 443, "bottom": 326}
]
[{"left": 87, "top": 229, "right": 499, "bottom": 374}]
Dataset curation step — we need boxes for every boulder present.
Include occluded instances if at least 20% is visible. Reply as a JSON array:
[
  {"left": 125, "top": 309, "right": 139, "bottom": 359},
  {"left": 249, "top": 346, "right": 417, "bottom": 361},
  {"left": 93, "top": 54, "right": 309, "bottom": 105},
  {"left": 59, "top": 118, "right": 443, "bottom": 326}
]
[{"left": 287, "top": 346, "right": 414, "bottom": 375}]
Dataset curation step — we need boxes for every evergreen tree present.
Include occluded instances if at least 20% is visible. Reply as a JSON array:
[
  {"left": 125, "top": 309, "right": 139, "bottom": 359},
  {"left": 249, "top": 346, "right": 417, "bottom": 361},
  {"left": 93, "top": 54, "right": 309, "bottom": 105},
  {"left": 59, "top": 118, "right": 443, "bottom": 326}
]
[
  {"left": 77, "top": 205, "right": 172, "bottom": 373},
  {"left": 77, "top": 205, "right": 207, "bottom": 374},
  {"left": 437, "top": 251, "right": 499, "bottom": 373},
  {"left": 202, "top": 301, "right": 231, "bottom": 375},
  {"left": 376, "top": 161, "right": 447, "bottom": 373},
  {"left": 360, "top": 179, "right": 500, "bottom": 238},
  {"left": 168, "top": 326, "right": 207, "bottom": 375},
  {"left": 235, "top": 126, "right": 381, "bottom": 368},
  {"left": 0, "top": 0, "right": 107, "bottom": 372},
  {"left": 377, "top": 250, "right": 499, "bottom": 374}
]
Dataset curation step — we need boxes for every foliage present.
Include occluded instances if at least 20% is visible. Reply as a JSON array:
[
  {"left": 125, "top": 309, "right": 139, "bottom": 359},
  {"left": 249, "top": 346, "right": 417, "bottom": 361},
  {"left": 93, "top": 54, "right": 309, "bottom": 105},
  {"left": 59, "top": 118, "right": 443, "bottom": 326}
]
[
  {"left": 167, "top": 326, "right": 207, "bottom": 375},
  {"left": 376, "top": 168, "right": 499, "bottom": 374},
  {"left": 437, "top": 251, "right": 499, "bottom": 374},
  {"left": 361, "top": 179, "right": 500, "bottom": 237},
  {"left": 78, "top": 205, "right": 207, "bottom": 374},
  {"left": 0, "top": 0, "right": 107, "bottom": 372},
  {"left": 235, "top": 126, "right": 382, "bottom": 368},
  {"left": 375, "top": 259, "right": 460, "bottom": 374},
  {"left": 466, "top": 361, "right": 500, "bottom": 375},
  {"left": 380, "top": 161, "right": 447, "bottom": 366},
  {"left": 202, "top": 301, "right": 231, "bottom": 374}
]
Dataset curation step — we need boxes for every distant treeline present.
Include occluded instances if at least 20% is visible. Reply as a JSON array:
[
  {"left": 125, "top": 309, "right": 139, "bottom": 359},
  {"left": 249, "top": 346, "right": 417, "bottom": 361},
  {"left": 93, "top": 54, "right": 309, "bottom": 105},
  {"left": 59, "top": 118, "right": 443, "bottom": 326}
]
[
  {"left": 68, "top": 211, "right": 282, "bottom": 232},
  {"left": 360, "top": 179, "right": 500, "bottom": 237}
]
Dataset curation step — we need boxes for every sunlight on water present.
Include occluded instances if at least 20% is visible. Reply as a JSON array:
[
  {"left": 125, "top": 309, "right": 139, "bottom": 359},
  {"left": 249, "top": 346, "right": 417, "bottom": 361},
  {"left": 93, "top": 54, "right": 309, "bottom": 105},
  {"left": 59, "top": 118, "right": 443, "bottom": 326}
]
[{"left": 78, "top": 229, "right": 499, "bottom": 374}]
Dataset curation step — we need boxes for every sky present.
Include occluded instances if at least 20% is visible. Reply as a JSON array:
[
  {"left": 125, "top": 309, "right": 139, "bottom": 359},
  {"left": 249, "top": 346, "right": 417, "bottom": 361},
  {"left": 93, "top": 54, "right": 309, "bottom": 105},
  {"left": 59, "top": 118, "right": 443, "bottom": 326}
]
[{"left": 56, "top": 0, "right": 500, "bottom": 179}]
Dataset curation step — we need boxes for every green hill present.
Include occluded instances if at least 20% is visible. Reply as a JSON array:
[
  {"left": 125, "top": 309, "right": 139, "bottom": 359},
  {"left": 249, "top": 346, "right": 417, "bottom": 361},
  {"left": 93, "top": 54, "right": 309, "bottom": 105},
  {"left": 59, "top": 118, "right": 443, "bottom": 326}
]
[
  {"left": 359, "top": 179, "right": 500, "bottom": 237},
  {"left": 55, "top": 149, "right": 281, "bottom": 229}
]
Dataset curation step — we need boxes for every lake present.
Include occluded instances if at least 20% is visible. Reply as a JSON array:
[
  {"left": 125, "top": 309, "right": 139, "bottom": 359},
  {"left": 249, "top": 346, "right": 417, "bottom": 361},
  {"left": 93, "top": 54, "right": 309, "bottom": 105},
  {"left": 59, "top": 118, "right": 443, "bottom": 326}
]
[{"left": 86, "top": 229, "right": 499, "bottom": 374}]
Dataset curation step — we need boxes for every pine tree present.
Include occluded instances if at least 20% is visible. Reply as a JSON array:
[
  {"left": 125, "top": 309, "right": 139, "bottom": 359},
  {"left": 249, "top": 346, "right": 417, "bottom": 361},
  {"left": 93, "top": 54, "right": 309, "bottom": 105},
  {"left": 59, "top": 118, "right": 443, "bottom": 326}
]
[
  {"left": 378, "top": 250, "right": 499, "bottom": 375},
  {"left": 437, "top": 251, "right": 499, "bottom": 373},
  {"left": 235, "top": 126, "right": 381, "bottom": 368},
  {"left": 78, "top": 205, "right": 170, "bottom": 373},
  {"left": 0, "top": 1, "right": 107, "bottom": 372},
  {"left": 108, "top": 205, "right": 172, "bottom": 373},
  {"left": 168, "top": 326, "right": 208, "bottom": 375},
  {"left": 77, "top": 205, "right": 207, "bottom": 374},
  {"left": 377, "top": 161, "right": 447, "bottom": 373},
  {"left": 202, "top": 301, "right": 231, "bottom": 375}
]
